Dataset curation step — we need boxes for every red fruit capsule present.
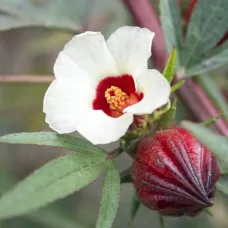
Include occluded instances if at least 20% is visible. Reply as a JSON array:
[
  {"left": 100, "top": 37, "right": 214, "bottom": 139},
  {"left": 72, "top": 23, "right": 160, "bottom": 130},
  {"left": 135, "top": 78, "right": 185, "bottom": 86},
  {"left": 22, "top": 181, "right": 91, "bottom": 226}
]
[{"left": 132, "top": 128, "right": 220, "bottom": 217}]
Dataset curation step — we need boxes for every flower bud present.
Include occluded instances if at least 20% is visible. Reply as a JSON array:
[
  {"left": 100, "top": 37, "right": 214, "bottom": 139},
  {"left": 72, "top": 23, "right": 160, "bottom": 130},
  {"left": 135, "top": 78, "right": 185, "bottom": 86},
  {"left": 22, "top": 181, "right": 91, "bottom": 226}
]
[{"left": 132, "top": 128, "right": 220, "bottom": 217}]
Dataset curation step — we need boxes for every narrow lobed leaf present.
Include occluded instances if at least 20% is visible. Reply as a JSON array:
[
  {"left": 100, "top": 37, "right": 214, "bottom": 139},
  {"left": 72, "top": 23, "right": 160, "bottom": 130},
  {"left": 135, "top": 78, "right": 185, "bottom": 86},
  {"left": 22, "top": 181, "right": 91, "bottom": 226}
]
[
  {"left": 159, "top": 0, "right": 183, "bottom": 69},
  {"left": 0, "top": 132, "right": 105, "bottom": 155},
  {"left": 0, "top": 169, "right": 82, "bottom": 228},
  {"left": 181, "top": 121, "right": 228, "bottom": 165},
  {"left": 183, "top": 0, "right": 228, "bottom": 69},
  {"left": 0, "top": 153, "right": 106, "bottom": 220},
  {"left": 185, "top": 41, "right": 228, "bottom": 76},
  {"left": 96, "top": 160, "right": 120, "bottom": 228},
  {"left": 163, "top": 48, "right": 177, "bottom": 83},
  {"left": 0, "top": 0, "right": 80, "bottom": 32}
]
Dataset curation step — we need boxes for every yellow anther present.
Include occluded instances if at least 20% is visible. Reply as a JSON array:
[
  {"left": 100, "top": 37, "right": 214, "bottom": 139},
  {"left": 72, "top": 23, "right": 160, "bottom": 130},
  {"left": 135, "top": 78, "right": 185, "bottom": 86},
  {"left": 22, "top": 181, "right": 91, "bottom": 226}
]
[{"left": 105, "top": 86, "right": 129, "bottom": 110}]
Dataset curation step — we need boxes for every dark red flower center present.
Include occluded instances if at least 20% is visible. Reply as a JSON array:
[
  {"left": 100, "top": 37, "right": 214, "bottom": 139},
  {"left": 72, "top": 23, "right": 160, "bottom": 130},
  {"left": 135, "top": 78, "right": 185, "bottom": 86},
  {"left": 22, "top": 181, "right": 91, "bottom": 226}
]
[{"left": 93, "top": 74, "right": 143, "bottom": 118}]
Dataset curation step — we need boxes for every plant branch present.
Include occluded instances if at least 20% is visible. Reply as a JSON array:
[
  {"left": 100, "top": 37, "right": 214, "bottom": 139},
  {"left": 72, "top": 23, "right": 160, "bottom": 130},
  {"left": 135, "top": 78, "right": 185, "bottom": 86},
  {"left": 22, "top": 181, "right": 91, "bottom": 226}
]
[
  {"left": 122, "top": 0, "right": 228, "bottom": 136},
  {"left": 0, "top": 75, "right": 54, "bottom": 84},
  {"left": 106, "top": 147, "right": 123, "bottom": 160}
]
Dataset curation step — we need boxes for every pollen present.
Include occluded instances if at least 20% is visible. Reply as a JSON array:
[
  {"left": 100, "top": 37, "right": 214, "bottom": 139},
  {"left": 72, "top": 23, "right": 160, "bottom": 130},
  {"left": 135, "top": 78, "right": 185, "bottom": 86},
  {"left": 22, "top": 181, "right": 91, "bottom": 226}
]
[{"left": 105, "top": 86, "right": 129, "bottom": 110}]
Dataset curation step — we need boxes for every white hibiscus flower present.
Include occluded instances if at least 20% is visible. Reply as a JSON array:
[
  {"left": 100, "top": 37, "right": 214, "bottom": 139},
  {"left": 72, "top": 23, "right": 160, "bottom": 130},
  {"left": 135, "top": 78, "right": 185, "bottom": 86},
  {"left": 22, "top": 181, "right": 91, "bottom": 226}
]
[{"left": 43, "top": 26, "right": 171, "bottom": 145}]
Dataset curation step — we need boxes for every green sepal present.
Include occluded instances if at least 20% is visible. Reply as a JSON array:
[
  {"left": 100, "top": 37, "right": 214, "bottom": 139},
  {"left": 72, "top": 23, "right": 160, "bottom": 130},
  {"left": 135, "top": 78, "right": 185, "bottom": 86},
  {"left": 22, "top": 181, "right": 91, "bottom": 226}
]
[
  {"left": 171, "top": 80, "right": 185, "bottom": 93},
  {"left": 159, "top": 215, "right": 165, "bottom": 228},
  {"left": 155, "top": 99, "right": 177, "bottom": 129},
  {"left": 129, "top": 192, "right": 141, "bottom": 224},
  {"left": 200, "top": 113, "right": 222, "bottom": 127},
  {"left": 204, "top": 209, "right": 213, "bottom": 217},
  {"left": 163, "top": 48, "right": 177, "bottom": 83}
]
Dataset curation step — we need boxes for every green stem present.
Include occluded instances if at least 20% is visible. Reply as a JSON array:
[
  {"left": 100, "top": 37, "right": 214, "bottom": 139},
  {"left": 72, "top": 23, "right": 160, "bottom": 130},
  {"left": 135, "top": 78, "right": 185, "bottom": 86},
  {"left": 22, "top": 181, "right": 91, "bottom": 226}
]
[
  {"left": 120, "top": 167, "right": 132, "bottom": 183},
  {"left": 106, "top": 148, "right": 123, "bottom": 160}
]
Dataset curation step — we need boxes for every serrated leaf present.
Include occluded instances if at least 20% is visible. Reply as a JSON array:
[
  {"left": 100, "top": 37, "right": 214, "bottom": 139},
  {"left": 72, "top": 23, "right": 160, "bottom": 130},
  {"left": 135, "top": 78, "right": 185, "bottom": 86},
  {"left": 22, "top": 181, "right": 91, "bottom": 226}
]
[
  {"left": 183, "top": 0, "right": 228, "bottom": 68},
  {"left": 0, "top": 132, "right": 105, "bottom": 155},
  {"left": 171, "top": 80, "right": 185, "bottom": 93},
  {"left": 0, "top": 153, "right": 106, "bottom": 220},
  {"left": 197, "top": 74, "right": 228, "bottom": 121},
  {"left": 163, "top": 48, "right": 177, "bottom": 83},
  {"left": 159, "top": 0, "right": 183, "bottom": 69},
  {"left": 185, "top": 42, "right": 228, "bottom": 76},
  {"left": 0, "top": 169, "right": 83, "bottom": 228},
  {"left": 181, "top": 121, "right": 228, "bottom": 165},
  {"left": 130, "top": 193, "right": 141, "bottom": 223},
  {"left": 96, "top": 160, "right": 120, "bottom": 228},
  {"left": 0, "top": 0, "right": 81, "bottom": 32}
]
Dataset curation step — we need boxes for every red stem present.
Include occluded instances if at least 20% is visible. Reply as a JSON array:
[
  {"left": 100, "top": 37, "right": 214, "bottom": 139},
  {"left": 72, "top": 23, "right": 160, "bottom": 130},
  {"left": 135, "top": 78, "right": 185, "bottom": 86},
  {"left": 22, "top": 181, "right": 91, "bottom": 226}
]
[
  {"left": 0, "top": 75, "right": 54, "bottom": 83},
  {"left": 122, "top": 0, "right": 228, "bottom": 136}
]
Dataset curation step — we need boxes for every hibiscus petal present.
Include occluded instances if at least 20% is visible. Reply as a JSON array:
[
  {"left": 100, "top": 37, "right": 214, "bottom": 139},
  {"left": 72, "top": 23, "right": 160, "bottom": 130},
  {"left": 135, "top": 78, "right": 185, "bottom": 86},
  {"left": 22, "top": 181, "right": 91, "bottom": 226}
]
[
  {"left": 76, "top": 111, "right": 133, "bottom": 145},
  {"left": 43, "top": 78, "right": 133, "bottom": 144},
  {"left": 107, "top": 26, "right": 154, "bottom": 78},
  {"left": 124, "top": 69, "right": 171, "bottom": 114},
  {"left": 53, "top": 52, "right": 99, "bottom": 92},
  {"left": 43, "top": 78, "right": 95, "bottom": 134},
  {"left": 60, "top": 31, "right": 119, "bottom": 81}
]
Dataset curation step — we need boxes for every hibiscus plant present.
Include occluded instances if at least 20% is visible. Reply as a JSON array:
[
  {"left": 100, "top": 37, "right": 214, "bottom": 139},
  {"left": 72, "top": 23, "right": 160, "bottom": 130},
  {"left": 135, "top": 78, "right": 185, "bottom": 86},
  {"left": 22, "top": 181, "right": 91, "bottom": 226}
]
[{"left": 0, "top": 0, "right": 227, "bottom": 228}]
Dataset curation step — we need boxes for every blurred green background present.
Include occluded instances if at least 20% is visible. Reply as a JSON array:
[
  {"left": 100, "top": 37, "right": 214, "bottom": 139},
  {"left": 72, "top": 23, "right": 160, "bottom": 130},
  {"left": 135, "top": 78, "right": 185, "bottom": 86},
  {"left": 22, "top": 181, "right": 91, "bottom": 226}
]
[{"left": 0, "top": 0, "right": 227, "bottom": 227}]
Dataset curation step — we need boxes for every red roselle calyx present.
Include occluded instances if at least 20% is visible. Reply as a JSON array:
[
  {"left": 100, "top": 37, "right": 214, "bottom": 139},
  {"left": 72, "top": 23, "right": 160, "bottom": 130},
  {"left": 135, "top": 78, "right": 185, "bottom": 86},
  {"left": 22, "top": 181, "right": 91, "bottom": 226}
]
[{"left": 132, "top": 128, "right": 220, "bottom": 217}]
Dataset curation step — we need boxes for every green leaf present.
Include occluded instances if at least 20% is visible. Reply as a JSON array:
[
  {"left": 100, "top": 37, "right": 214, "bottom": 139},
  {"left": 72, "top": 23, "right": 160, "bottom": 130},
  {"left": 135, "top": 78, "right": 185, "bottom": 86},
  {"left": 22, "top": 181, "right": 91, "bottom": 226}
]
[
  {"left": 183, "top": 0, "right": 228, "bottom": 68},
  {"left": 0, "top": 169, "right": 83, "bottom": 228},
  {"left": 96, "top": 160, "right": 120, "bottom": 228},
  {"left": 159, "top": 0, "right": 183, "bottom": 69},
  {"left": 200, "top": 114, "right": 222, "bottom": 127},
  {"left": 0, "top": 132, "right": 105, "bottom": 155},
  {"left": 185, "top": 42, "right": 228, "bottom": 76},
  {"left": 171, "top": 80, "right": 185, "bottom": 93},
  {"left": 0, "top": 153, "right": 106, "bottom": 220},
  {"left": 217, "top": 176, "right": 228, "bottom": 195},
  {"left": 163, "top": 48, "right": 177, "bottom": 83},
  {"left": 0, "top": 0, "right": 81, "bottom": 32},
  {"left": 181, "top": 121, "right": 228, "bottom": 164},
  {"left": 197, "top": 74, "right": 228, "bottom": 121},
  {"left": 130, "top": 193, "right": 141, "bottom": 223},
  {"left": 218, "top": 162, "right": 228, "bottom": 175}
]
